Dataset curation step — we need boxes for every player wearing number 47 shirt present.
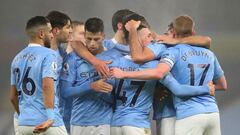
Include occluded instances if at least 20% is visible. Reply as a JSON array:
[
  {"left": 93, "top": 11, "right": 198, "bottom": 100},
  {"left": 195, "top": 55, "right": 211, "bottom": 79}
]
[
  {"left": 111, "top": 15, "right": 227, "bottom": 135},
  {"left": 109, "top": 13, "right": 216, "bottom": 135},
  {"left": 10, "top": 16, "right": 67, "bottom": 135}
]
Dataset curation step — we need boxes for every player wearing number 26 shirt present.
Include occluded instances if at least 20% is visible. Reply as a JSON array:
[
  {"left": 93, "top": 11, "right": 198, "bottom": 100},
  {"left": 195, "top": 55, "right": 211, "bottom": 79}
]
[
  {"left": 10, "top": 16, "right": 67, "bottom": 135},
  {"left": 10, "top": 44, "right": 64, "bottom": 127}
]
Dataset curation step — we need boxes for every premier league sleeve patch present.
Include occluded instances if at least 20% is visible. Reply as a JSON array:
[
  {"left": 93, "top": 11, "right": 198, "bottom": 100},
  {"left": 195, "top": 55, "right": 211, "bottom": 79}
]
[{"left": 51, "top": 62, "right": 58, "bottom": 71}]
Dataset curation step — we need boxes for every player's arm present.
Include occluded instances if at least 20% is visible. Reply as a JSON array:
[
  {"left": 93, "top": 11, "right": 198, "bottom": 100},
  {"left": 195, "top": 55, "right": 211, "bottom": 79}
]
[
  {"left": 160, "top": 73, "right": 215, "bottom": 97},
  {"left": 60, "top": 79, "right": 112, "bottom": 98},
  {"left": 111, "top": 48, "right": 178, "bottom": 80},
  {"left": 158, "top": 35, "right": 211, "bottom": 48},
  {"left": 213, "top": 56, "right": 227, "bottom": 91},
  {"left": 10, "top": 85, "right": 19, "bottom": 114},
  {"left": 125, "top": 20, "right": 155, "bottom": 63},
  {"left": 42, "top": 77, "right": 55, "bottom": 115},
  {"left": 34, "top": 53, "right": 58, "bottom": 133},
  {"left": 111, "top": 62, "right": 170, "bottom": 80},
  {"left": 214, "top": 76, "right": 227, "bottom": 90},
  {"left": 180, "top": 35, "right": 211, "bottom": 48},
  {"left": 33, "top": 77, "right": 55, "bottom": 134},
  {"left": 72, "top": 41, "right": 110, "bottom": 77}
]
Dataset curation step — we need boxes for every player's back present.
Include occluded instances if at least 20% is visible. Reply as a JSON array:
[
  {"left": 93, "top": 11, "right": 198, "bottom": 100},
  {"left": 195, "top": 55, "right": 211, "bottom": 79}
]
[
  {"left": 163, "top": 44, "right": 222, "bottom": 119},
  {"left": 110, "top": 56, "right": 158, "bottom": 128},
  {"left": 11, "top": 45, "right": 63, "bottom": 126},
  {"left": 103, "top": 39, "right": 129, "bottom": 55}
]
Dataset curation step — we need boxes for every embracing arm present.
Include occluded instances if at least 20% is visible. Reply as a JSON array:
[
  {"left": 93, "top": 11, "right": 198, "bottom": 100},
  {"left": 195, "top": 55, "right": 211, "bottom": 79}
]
[
  {"left": 111, "top": 63, "right": 171, "bottom": 80},
  {"left": 60, "top": 79, "right": 113, "bottom": 99},
  {"left": 180, "top": 36, "right": 211, "bottom": 48},
  {"left": 158, "top": 35, "right": 211, "bottom": 48},
  {"left": 126, "top": 20, "right": 155, "bottom": 63},
  {"left": 160, "top": 73, "right": 214, "bottom": 97},
  {"left": 60, "top": 80, "right": 92, "bottom": 99},
  {"left": 72, "top": 41, "right": 110, "bottom": 77}
]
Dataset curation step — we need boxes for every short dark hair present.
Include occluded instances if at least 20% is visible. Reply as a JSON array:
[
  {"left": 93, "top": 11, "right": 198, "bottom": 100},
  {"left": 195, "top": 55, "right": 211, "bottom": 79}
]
[
  {"left": 85, "top": 17, "right": 104, "bottom": 33},
  {"left": 25, "top": 16, "right": 50, "bottom": 37},
  {"left": 46, "top": 10, "right": 71, "bottom": 29},
  {"left": 122, "top": 13, "right": 150, "bottom": 41},
  {"left": 112, "top": 9, "right": 134, "bottom": 32}
]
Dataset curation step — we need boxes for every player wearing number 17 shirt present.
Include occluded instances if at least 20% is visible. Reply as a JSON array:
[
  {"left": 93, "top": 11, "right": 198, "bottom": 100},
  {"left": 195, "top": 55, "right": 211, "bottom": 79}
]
[
  {"left": 10, "top": 16, "right": 67, "bottom": 135},
  {"left": 111, "top": 15, "right": 227, "bottom": 135}
]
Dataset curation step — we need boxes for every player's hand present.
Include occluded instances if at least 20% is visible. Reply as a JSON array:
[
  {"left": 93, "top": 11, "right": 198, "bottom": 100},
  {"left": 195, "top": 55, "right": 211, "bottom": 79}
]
[
  {"left": 33, "top": 119, "right": 53, "bottom": 134},
  {"left": 208, "top": 81, "right": 215, "bottom": 96},
  {"left": 125, "top": 20, "right": 141, "bottom": 32},
  {"left": 156, "top": 35, "right": 178, "bottom": 45},
  {"left": 91, "top": 79, "right": 113, "bottom": 93},
  {"left": 93, "top": 59, "right": 112, "bottom": 78},
  {"left": 110, "top": 68, "right": 125, "bottom": 79}
]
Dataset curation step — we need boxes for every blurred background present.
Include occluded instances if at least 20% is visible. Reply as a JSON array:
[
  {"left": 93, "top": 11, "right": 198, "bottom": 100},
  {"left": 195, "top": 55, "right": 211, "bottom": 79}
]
[{"left": 0, "top": 0, "right": 239, "bottom": 134}]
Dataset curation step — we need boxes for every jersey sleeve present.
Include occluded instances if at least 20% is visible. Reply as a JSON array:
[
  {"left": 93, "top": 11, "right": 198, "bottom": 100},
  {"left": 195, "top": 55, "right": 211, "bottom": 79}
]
[
  {"left": 147, "top": 42, "right": 167, "bottom": 59},
  {"left": 103, "top": 39, "right": 115, "bottom": 50},
  {"left": 60, "top": 54, "right": 77, "bottom": 84},
  {"left": 10, "top": 61, "right": 16, "bottom": 85},
  {"left": 159, "top": 47, "right": 179, "bottom": 69},
  {"left": 213, "top": 55, "right": 224, "bottom": 81},
  {"left": 42, "top": 52, "right": 58, "bottom": 80},
  {"left": 160, "top": 73, "right": 209, "bottom": 97}
]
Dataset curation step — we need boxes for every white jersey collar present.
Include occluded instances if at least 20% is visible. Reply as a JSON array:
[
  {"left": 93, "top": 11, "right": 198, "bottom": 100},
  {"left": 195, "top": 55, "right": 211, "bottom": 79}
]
[
  {"left": 28, "top": 43, "right": 42, "bottom": 47},
  {"left": 111, "top": 38, "right": 118, "bottom": 44}
]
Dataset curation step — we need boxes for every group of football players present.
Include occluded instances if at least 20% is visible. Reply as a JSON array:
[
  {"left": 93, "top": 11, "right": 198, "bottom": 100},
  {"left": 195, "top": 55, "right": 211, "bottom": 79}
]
[{"left": 10, "top": 9, "right": 227, "bottom": 135}]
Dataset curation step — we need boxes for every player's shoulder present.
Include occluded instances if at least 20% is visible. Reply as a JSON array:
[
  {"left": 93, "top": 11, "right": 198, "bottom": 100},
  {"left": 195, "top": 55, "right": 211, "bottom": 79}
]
[
  {"left": 148, "top": 41, "right": 167, "bottom": 48},
  {"left": 112, "top": 55, "right": 132, "bottom": 65},
  {"left": 103, "top": 39, "right": 115, "bottom": 50},
  {"left": 170, "top": 44, "right": 190, "bottom": 52},
  {"left": 141, "top": 60, "right": 159, "bottom": 68},
  {"left": 35, "top": 46, "right": 57, "bottom": 57}
]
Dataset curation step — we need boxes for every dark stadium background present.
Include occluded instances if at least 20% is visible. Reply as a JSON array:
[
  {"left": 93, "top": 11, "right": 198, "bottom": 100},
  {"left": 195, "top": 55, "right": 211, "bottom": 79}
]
[{"left": 0, "top": 0, "right": 239, "bottom": 134}]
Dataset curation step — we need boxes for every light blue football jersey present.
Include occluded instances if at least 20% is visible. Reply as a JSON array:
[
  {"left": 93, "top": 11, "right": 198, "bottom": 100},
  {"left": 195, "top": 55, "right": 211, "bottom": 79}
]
[
  {"left": 110, "top": 55, "right": 159, "bottom": 128},
  {"left": 160, "top": 44, "right": 224, "bottom": 119},
  {"left": 10, "top": 44, "right": 63, "bottom": 126},
  {"left": 60, "top": 46, "right": 126, "bottom": 126},
  {"left": 103, "top": 38, "right": 129, "bottom": 55},
  {"left": 146, "top": 42, "right": 176, "bottom": 120},
  {"left": 153, "top": 72, "right": 211, "bottom": 120},
  {"left": 147, "top": 42, "right": 168, "bottom": 59},
  {"left": 153, "top": 94, "right": 175, "bottom": 120}
]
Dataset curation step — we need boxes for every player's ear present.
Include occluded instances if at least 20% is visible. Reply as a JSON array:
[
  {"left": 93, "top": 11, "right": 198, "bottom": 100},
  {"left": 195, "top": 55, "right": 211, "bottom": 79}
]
[
  {"left": 172, "top": 29, "right": 177, "bottom": 38},
  {"left": 102, "top": 33, "right": 106, "bottom": 39},
  {"left": 52, "top": 27, "right": 59, "bottom": 35},
  {"left": 192, "top": 29, "right": 196, "bottom": 35},
  {"left": 117, "top": 23, "right": 123, "bottom": 30},
  {"left": 38, "top": 30, "right": 44, "bottom": 39}
]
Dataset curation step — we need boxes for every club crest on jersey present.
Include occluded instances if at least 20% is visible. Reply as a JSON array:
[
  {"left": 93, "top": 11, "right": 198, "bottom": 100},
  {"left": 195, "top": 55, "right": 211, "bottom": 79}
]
[
  {"left": 51, "top": 62, "right": 57, "bottom": 71},
  {"left": 63, "top": 63, "right": 69, "bottom": 72}
]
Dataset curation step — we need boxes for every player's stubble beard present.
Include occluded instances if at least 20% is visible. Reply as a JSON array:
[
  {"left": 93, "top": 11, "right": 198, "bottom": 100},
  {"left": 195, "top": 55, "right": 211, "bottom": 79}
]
[{"left": 43, "top": 36, "right": 51, "bottom": 48}]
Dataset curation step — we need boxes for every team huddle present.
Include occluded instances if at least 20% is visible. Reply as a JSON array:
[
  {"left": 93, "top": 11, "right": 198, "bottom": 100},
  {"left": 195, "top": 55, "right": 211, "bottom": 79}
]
[{"left": 10, "top": 9, "right": 227, "bottom": 135}]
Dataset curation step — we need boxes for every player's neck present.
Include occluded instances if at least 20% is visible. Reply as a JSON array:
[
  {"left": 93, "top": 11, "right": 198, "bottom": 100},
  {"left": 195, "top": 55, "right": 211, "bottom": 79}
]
[
  {"left": 66, "top": 42, "right": 73, "bottom": 54},
  {"left": 51, "top": 38, "right": 59, "bottom": 50},
  {"left": 114, "top": 31, "right": 127, "bottom": 45},
  {"left": 93, "top": 45, "right": 104, "bottom": 56},
  {"left": 29, "top": 39, "right": 44, "bottom": 46}
]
